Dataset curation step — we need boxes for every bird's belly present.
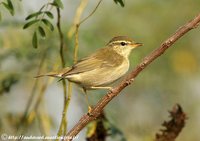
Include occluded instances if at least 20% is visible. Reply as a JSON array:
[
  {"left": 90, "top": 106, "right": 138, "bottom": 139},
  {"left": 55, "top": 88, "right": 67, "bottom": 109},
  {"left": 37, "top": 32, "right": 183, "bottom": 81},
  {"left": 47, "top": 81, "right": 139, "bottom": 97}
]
[{"left": 66, "top": 61, "right": 129, "bottom": 89}]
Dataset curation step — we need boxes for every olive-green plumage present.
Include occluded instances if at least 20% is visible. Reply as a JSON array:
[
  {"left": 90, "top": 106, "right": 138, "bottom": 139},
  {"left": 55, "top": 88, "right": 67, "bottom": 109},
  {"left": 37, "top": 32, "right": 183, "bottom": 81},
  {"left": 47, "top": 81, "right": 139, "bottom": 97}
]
[{"left": 36, "top": 36, "right": 142, "bottom": 91}]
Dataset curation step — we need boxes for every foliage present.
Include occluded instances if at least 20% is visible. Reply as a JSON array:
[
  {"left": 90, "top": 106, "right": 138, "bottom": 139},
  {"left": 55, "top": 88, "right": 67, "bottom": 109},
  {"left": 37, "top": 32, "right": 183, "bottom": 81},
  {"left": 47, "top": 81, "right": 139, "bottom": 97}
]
[
  {"left": 23, "top": 0, "right": 63, "bottom": 48},
  {"left": 0, "top": 0, "right": 14, "bottom": 17},
  {"left": 113, "top": 0, "right": 125, "bottom": 7},
  {"left": 155, "top": 104, "right": 187, "bottom": 141}
]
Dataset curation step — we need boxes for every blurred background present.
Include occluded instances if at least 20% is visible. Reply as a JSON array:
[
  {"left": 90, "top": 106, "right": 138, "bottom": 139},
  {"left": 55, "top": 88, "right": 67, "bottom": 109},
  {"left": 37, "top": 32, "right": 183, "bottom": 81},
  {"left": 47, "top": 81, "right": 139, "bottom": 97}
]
[{"left": 0, "top": 0, "right": 200, "bottom": 141}]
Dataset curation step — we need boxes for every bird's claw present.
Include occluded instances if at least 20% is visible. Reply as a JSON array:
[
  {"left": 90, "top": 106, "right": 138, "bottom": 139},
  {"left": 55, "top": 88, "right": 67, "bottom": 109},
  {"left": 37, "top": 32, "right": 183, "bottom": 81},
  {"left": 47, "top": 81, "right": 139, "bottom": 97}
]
[
  {"left": 108, "top": 87, "right": 114, "bottom": 93},
  {"left": 126, "top": 78, "right": 134, "bottom": 85},
  {"left": 87, "top": 106, "right": 94, "bottom": 116}
]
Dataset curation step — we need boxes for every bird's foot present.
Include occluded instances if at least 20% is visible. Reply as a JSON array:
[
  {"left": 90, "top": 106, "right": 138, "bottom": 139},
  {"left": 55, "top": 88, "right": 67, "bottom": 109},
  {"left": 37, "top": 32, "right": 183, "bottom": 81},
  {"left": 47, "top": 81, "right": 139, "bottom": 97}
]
[
  {"left": 107, "top": 87, "right": 114, "bottom": 93},
  {"left": 126, "top": 78, "right": 134, "bottom": 85},
  {"left": 106, "top": 87, "right": 114, "bottom": 98},
  {"left": 87, "top": 106, "right": 94, "bottom": 116}
]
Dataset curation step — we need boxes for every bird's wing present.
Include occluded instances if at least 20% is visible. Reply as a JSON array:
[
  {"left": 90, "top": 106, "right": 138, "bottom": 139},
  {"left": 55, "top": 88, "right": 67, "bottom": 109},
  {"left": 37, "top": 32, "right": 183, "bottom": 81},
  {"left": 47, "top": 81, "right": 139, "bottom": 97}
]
[
  {"left": 61, "top": 48, "right": 123, "bottom": 77},
  {"left": 61, "top": 57, "right": 104, "bottom": 76}
]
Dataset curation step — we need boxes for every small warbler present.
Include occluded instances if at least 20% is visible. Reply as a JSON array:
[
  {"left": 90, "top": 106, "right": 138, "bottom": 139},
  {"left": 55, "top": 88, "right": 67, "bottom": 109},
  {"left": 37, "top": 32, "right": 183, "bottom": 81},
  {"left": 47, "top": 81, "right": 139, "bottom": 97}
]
[{"left": 36, "top": 36, "right": 142, "bottom": 111}]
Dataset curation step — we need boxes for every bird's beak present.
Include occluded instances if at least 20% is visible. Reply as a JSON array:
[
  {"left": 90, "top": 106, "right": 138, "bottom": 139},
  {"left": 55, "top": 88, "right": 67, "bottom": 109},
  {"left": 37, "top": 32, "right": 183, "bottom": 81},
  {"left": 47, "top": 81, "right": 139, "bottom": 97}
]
[{"left": 131, "top": 42, "right": 143, "bottom": 48}]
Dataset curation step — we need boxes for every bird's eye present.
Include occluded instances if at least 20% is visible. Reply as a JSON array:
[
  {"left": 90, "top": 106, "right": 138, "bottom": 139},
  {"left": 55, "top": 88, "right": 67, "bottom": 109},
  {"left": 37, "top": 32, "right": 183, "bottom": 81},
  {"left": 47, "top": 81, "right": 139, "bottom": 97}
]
[{"left": 120, "top": 42, "right": 126, "bottom": 46}]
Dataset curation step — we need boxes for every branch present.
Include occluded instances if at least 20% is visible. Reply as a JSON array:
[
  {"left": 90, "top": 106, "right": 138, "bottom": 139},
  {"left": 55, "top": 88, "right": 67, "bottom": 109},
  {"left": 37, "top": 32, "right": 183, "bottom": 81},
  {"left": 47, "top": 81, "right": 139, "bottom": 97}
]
[
  {"left": 70, "top": 0, "right": 103, "bottom": 63},
  {"left": 67, "top": 0, "right": 89, "bottom": 38},
  {"left": 65, "top": 13, "right": 200, "bottom": 141},
  {"left": 57, "top": 7, "right": 65, "bottom": 67},
  {"left": 79, "top": 0, "right": 103, "bottom": 25},
  {"left": 56, "top": 7, "right": 70, "bottom": 138}
]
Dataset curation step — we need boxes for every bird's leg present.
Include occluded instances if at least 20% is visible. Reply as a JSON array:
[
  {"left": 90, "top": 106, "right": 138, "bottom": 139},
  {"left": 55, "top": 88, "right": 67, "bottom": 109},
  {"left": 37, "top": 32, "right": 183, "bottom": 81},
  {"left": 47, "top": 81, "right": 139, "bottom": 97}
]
[
  {"left": 83, "top": 88, "right": 92, "bottom": 115},
  {"left": 90, "top": 86, "right": 113, "bottom": 92},
  {"left": 91, "top": 86, "right": 114, "bottom": 98}
]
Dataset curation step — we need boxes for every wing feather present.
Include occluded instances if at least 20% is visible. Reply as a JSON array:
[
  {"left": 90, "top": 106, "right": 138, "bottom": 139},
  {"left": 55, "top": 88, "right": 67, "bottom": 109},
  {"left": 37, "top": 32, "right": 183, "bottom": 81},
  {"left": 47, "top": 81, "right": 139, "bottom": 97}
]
[{"left": 61, "top": 47, "right": 123, "bottom": 77}]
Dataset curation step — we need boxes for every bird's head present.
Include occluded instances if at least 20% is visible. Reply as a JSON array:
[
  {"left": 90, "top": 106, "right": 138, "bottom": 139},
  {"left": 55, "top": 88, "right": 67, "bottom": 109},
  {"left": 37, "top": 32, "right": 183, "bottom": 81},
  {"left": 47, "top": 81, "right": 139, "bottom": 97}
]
[{"left": 107, "top": 36, "right": 143, "bottom": 58}]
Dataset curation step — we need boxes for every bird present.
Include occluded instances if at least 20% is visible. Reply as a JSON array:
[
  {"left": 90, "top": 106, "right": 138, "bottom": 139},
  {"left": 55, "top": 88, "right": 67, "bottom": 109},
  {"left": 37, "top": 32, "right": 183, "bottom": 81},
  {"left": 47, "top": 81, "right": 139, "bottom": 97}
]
[{"left": 36, "top": 36, "right": 142, "bottom": 112}]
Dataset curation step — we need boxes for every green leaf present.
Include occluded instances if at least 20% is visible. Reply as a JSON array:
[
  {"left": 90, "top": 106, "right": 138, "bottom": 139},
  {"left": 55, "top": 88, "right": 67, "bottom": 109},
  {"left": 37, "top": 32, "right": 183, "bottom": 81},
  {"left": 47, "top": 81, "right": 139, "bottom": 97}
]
[
  {"left": 45, "top": 11, "right": 54, "bottom": 19},
  {"left": 25, "top": 11, "right": 42, "bottom": 20},
  {"left": 38, "top": 26, "right": 46, "bottom": 38},
  {"left": 32, "top": 31, "right": 38, "bottom": 48},
  {"left": 52, "top": 0, "right": 64, "bottom": 9},
  {"left": 2, "top": 1, "right": 14, "bottom": 16},
  {"left": 7, "top": 0, "right": 14, "bottom": 15},
  {"left": 42, "top": 19, "right": 54, "bottom": 31},
  {"left": 23, "top": 19, "right": 40, "bottom": 29},
  {"left": 113, "top": 0, "right": 125, "bottom": 7}
]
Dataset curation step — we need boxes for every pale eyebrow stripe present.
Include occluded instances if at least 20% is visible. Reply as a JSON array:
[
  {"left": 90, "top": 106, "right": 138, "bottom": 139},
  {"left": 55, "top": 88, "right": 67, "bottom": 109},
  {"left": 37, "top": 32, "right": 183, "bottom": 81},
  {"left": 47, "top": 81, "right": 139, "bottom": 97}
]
[{"left": 111, "top": 40, "right": 132, "bottom": 44}]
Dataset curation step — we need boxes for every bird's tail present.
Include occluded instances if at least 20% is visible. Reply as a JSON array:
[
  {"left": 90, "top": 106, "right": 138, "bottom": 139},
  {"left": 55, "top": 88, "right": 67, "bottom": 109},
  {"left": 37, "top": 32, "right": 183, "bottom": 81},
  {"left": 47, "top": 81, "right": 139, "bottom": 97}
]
[
  {"left": 35, "top": 72, "right": 61, "bottom": 78},
  {"left": 35, "top": 67, "right": 71, "bottom": 78}
]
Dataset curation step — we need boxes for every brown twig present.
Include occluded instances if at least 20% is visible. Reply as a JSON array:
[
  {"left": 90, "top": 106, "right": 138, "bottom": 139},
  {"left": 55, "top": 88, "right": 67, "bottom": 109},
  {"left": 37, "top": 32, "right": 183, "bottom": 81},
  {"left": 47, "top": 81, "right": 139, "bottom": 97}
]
[
  {"left": 65, "top": 13, "right": 200, "bottom": 141},
  {"left": 155, "top": 104, "right": 187, "bottom": 141},
  {"left": 71, "top": 0, "right": 103, "bottom": 63},
  {"left": 56, "top": 7, "right": 69, "bottom": 138},
  {"left": 79, "top": 0, "right": 103, "bottom": 25},
  {"left": 67, "top": 0, "right": 89, "bottom": 38},
  {"left": 73, "top": 24, "right": 79, "bottom": 63},
  {"left": 57, "top": 7, "right": 65, "bottom": 68}
]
